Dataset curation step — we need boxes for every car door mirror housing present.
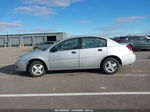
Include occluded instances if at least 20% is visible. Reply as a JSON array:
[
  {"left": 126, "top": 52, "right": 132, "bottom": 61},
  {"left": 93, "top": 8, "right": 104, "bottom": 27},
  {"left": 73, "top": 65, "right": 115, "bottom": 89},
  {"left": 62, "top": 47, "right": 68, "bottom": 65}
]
[{"left": 50, "top": 46, "right": 57, "bottom": 52}]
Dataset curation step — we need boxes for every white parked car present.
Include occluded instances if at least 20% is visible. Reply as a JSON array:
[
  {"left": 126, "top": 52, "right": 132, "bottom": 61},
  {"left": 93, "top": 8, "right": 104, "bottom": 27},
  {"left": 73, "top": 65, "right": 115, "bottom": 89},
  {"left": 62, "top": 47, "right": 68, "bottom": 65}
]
[{"left": 15, "top": 36, "right": 136, "bottom": 77}]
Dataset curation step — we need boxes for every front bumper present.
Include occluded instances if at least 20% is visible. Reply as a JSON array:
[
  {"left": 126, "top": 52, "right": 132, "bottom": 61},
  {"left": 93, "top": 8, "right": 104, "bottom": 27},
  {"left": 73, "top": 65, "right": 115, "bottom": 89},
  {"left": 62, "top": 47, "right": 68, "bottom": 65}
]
[{"left": 15, "top": 60, "right": 27, "bottom": 72}]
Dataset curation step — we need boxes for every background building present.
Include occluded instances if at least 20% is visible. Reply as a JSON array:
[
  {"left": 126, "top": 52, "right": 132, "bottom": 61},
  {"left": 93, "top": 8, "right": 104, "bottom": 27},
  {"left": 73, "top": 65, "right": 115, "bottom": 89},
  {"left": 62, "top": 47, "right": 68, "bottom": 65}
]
[{"left": 0, "top": 32, "right": 66, "bottom": 47}]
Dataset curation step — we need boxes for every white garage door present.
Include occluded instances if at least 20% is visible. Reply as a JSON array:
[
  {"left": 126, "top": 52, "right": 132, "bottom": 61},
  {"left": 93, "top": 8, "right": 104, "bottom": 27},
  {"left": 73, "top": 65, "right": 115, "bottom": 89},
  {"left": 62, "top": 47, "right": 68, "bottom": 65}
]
[
  {"left": 10, "top": 37, "right": 20, "bottom": 46},
  {"left": 23, "top": 37, "right": 32, "bottom": 46},
  {"left": 0, "top": 38, "right": 5, "bottom": 47},
  {"left": 34, "top": 36, "right": 44, "bottom": 44}
]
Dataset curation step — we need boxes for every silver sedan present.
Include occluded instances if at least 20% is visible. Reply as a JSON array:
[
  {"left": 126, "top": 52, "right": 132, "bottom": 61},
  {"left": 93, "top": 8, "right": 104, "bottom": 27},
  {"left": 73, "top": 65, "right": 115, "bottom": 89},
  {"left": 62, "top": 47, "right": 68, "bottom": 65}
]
[{"left": 15, "top": 36, "right": 136, "bottom": 77}]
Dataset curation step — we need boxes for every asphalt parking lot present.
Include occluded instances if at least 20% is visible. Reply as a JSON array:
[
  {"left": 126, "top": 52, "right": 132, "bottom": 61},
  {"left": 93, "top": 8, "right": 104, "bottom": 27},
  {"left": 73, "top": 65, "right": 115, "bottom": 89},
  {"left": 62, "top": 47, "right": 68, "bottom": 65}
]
[{"left": 0, "top": 47, "right": 150, "bottom": 109}]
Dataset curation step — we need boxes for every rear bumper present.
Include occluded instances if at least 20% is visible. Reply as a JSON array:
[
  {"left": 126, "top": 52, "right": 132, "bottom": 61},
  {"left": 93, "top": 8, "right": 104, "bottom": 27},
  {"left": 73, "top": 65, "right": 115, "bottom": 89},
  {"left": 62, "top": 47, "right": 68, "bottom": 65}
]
[{"left": 121, "top": 53, "right": 136, "bottom": 65}]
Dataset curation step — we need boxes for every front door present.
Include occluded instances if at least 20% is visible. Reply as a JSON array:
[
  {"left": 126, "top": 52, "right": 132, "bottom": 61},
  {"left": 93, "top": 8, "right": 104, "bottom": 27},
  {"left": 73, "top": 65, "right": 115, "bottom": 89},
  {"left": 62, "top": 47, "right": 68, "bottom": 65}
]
[{"left": 49, "top": 38, "right": 80, "bottom": 70}]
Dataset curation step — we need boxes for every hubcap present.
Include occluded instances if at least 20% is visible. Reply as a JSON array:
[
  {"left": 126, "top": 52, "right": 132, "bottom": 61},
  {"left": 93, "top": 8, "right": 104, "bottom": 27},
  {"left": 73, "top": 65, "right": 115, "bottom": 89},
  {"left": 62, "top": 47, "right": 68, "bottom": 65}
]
[
  {"left": 105, "top": 61, "right": 117, "bottom": 73},
  {"left": 32, "top": 64, "right": 44, "bottom": 76}
]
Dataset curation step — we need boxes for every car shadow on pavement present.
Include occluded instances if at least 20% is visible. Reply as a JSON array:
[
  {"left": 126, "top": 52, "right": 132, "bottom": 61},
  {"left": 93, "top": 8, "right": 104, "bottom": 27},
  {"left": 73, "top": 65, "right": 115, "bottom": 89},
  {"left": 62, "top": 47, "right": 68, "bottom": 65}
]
[
  {"left": 47, "top": 69, "right": 103, "bottom": 76},
  {"left": 0, "top": 65, "right": 30, "bottom": 77}
]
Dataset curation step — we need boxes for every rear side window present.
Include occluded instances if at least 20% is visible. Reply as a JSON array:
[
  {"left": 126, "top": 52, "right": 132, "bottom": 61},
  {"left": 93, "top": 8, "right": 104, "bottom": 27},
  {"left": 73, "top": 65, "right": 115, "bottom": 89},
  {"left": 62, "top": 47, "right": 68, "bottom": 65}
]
[{"left": 82, "top": 37, "right": 107, "bottom": 49}]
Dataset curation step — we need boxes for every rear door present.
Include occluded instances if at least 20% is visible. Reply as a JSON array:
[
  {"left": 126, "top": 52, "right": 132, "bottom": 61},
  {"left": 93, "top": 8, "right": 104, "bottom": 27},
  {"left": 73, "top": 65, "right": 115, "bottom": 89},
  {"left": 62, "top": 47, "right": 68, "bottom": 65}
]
[{"left": 79, "top": 37, "right": 108, "bottom": 69}]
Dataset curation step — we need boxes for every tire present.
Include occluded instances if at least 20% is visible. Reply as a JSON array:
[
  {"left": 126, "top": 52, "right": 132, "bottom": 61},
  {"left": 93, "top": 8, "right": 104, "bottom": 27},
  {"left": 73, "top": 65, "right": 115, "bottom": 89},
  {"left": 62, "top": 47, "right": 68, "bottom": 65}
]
[
  {"left": 28, "top": 61, "right": 46, "bottom": 77},
  {"left": 101, "top": 58, "right": 120, "bottom": 74}
]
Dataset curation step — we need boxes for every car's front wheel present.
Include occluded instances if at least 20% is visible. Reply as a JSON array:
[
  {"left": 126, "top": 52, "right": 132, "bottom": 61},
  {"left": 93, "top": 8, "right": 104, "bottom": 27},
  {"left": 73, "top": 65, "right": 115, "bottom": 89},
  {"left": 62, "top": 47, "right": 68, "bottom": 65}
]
[
  {"left": 28, "top": 61, "right": 46, "bottom": 77},
  {"left": 101, "top": 58, "right": 120, "bottom": 74}
]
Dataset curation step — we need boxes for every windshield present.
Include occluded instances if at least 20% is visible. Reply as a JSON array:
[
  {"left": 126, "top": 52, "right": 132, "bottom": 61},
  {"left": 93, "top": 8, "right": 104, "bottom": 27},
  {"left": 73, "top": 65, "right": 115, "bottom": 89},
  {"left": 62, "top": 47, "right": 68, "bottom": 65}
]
[
  {"left": 37, "top": 41, "right": 55, "bottom": 45},
  {"left": 41, "top": 43, "right": 55, "bottom": 51}
]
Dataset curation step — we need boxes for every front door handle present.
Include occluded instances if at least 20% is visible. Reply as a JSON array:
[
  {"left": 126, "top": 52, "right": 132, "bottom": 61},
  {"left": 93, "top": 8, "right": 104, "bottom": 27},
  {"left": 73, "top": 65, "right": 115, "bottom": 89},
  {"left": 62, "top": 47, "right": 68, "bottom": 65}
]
[
  {"left": 98, "top": 49, "right": 102, "bottom": 51},
  {"left": 71, "top": 51, "right": 76, "bottom": 54}
]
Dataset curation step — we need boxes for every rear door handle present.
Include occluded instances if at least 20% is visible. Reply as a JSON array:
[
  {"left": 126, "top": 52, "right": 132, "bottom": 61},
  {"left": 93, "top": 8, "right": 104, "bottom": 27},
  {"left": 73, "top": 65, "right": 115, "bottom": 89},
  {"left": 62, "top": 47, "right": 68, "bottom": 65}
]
[
  {"left": 71, "top": 51, "right": 77, "bottom": 54},
  {"left": 98, "top": 49, "right": 102, "bottom": 51}
]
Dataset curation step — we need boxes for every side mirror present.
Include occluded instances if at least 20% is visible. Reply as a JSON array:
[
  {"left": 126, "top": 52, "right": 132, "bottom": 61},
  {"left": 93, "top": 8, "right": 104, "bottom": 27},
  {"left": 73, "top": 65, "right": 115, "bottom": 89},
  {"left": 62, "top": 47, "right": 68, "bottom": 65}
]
[{"left": 50, "top": 46, "right": 57, "bottom": 52}]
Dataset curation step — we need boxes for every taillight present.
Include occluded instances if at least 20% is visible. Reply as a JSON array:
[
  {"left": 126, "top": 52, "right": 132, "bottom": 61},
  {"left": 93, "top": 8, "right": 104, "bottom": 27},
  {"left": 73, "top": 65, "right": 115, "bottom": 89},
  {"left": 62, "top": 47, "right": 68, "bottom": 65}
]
[
  {"left": 126, "top": 44, "right": 133, "bottom": 51},
  {"left": 119, "top": 40, "right": 123, "bottom": 43}
]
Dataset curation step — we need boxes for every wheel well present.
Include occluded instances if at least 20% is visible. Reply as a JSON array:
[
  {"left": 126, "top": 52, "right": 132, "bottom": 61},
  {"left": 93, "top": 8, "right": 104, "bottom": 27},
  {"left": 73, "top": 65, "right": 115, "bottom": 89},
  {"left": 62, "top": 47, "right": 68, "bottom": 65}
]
[
  {"left": 27, "top": 59, "right": 48, "bottom": 71},
  {"left": 100, "top": 56, "right": 122, "bottom": 67}
]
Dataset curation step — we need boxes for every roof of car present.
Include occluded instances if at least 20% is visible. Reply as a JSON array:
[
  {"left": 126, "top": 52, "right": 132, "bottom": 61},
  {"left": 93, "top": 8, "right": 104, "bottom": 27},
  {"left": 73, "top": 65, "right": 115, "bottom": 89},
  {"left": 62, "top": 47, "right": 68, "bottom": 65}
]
[
  {"left": 66, "top": 36, "right": 108, "bottom": 40},
  {"left": 54, "top": 36, "right": 111, "bottom": 46}
]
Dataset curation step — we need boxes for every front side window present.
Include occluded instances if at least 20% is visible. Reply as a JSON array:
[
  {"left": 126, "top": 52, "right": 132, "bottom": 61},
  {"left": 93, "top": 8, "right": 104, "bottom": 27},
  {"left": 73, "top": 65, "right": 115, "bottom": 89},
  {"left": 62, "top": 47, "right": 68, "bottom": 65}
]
[
  {"left": 82, "top": 37, "right": 107, "bottom": 49},
  {"left": 57, "top": 38, "right": 80, "bottom": 51}
]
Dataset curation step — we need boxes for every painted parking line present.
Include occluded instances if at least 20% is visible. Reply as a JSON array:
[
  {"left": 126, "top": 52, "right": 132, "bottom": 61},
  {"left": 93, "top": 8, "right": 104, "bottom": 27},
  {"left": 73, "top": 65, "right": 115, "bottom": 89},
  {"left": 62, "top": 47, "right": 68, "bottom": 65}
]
[
  {"left": 0, "top": 76, "right": 9, "bottom": 78},
  {"left": 115, "top": 74, "right": 148, "bottom": 77},
  {"left": 0, "top": 52, "right": 21, "bottom": 54},
  {"left": 136, "top": 60, "right": 150, "bottom": 62},
  {"left": 0, "top": 92, "right": 150, "bottom": 98},
  {"left": 0, "top": 64, "right": 14, "bottom": 65}
]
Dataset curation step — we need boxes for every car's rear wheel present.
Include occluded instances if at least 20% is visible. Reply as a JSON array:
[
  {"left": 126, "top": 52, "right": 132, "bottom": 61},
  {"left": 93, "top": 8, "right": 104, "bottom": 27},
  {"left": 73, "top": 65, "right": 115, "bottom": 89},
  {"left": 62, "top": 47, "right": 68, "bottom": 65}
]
[
  {"left": 28, "top": 61, "right": 46, "bottom": 77},
  {"left": 101, "top": 58, "right": 120, "bottom": 74}
]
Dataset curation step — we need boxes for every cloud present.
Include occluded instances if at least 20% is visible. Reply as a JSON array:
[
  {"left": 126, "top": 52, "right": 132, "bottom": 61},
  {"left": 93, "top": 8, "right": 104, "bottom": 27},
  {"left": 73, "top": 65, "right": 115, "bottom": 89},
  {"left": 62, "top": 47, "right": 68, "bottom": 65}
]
[
  {"left": 16, "top": 28, "right": 53, "bottom": 33},
  {"left": 14, "top": 0, "right": 84, "bottom": 18},
  {"left": 144, "top": 30, "right": 150, "bottom": 34},
  {"left": 96, "top": 25, "right": 123, "bottom": 31},
  {"left": 116, "top": 16, "right": 145, "bottom": 23},
  {"left": 23, "top": 0, "right": 83, "bottom": 7},
  {"left": 0, "top": 22, "right": 22, "bottom": 32},
  {"left": 14, "top": 6, "right": 56, "bottom": 18},
  {"left": 99, "top": 32, "right": 121, "bottom": 37},
  {"left": 75, "top": 20, "right": 91, "bottom": 24}
]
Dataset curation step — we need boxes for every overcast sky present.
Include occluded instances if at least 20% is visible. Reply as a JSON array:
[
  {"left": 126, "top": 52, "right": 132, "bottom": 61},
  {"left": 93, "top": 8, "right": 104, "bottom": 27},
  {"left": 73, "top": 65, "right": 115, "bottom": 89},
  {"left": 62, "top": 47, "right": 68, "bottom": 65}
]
[{"left": 0, "top": 0, "right": 150, "bottom": 37}]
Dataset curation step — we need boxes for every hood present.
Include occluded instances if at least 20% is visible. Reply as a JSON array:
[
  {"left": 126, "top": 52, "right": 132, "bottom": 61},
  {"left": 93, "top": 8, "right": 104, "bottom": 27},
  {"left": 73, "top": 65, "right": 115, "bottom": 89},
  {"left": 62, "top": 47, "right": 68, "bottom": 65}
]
[{"left": 21, "top": 50, "right": 43, "bottom": 58}]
